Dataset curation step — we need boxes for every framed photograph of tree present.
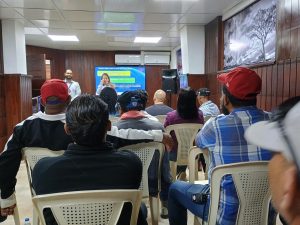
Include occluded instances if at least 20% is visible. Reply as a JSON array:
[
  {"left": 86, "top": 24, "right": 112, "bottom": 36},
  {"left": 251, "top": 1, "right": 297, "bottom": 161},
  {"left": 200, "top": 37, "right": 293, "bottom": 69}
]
[{"left": 224, "top": 0, "right": 276, "bottom": 69}]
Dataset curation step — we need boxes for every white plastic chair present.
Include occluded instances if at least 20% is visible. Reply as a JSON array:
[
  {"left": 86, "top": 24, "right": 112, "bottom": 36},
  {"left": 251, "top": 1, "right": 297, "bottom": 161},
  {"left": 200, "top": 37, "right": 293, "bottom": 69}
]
[
  {"left": 165, "top": 123, "right": 203, "bottom": 180},
  {"left": 188, "top": 146, "right": 209, "bottom": 182},
  {"left": 32, "top": 189, "right": 142, "bottom": 225},
  {"left": 155, "top": 115, "right": 167, "bottom": 124},
  {"left": 118, "top": 142, "right": 164, "bottom": 225},
  {"left": 22, "top": 147, "right": 64, "bottom": 225},
  {"left": 195, "top": 161, "right": 271, "bottom": 225}
]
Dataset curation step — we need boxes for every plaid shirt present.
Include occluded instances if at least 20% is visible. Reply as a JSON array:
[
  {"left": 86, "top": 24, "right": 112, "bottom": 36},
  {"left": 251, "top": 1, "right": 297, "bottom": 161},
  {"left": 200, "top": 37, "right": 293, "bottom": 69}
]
[
  {"left": 195, "top": 106, "right": 273, "bottom": 225},
  {"left": 199, "top": 100, "right": 220, "bottom": 117}
]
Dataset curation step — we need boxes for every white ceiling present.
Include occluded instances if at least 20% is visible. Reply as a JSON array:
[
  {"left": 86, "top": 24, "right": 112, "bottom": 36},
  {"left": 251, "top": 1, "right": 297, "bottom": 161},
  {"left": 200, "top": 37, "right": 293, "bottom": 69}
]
[{"left": 0, "top": 0, "right": 243, "bottom": 51}]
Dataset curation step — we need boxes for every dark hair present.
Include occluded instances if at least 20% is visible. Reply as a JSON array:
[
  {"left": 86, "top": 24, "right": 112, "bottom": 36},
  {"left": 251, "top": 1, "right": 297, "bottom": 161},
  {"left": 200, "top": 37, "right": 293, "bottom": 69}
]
[
  {"left": 117, "top": 91, "right": 144, "bottom": 112},
  {"left": 271, "top": 96, "right": 300, "bottom": 122},
  {"left": 66, "top": 94, "right": 109, "bottom": 146},
  {"left": 99, "top": 87, "right": 117, "bottom": 115},
  {"left": 136, "top": 90, "right": 148, "bottom": 110},
  {"left": 101, "top": 73, "right": 110, "bottom": 82},
  {"left": 222, "top": 85, "right": 257, "bottom": 107},
  {"left": 177, "top": 88, "right": 198, "bottom": 119}
]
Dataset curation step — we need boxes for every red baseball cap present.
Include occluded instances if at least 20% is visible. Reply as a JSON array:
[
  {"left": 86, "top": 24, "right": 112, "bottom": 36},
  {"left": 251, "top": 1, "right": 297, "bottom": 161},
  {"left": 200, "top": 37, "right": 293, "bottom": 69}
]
[
  {"left": 217, "top": 67, "right": 261, "bottom": 100},
  {"left": 41, "top": 79, "right": 69, "bottom": 105}
]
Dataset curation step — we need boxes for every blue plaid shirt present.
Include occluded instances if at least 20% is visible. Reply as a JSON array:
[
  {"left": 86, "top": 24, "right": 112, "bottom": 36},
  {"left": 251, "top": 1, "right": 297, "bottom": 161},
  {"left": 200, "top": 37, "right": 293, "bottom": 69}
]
[
  {"left": 199, "top": 100, "right": 220, "bottom": 117},
  {"left": 195, "top": 106, "right": 273, "bottom": 225}
]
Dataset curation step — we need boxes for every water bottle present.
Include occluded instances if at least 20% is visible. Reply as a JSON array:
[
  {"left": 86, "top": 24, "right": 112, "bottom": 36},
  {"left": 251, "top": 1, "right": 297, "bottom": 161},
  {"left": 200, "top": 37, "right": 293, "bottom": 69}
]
[{"left": 23, "top": 217, "right": 31, "bottom": 225}]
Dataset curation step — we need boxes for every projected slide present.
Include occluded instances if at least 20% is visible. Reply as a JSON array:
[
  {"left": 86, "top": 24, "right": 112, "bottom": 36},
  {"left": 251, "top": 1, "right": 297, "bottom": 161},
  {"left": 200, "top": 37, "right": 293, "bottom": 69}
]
[{"left": 95, "top": 66, "right": 146, "bottom": 94}]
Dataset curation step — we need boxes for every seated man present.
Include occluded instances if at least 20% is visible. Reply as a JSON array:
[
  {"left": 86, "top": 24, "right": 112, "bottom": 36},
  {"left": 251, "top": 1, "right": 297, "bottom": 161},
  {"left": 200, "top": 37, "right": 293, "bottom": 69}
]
[
  {"left": 197, "top": 88, "right": 220, "bottom": 117},
  {"left": 115, "top": 90, "right": 172, "bottom": 218},
  {"left": 146, "top": 89, "right": 173, "bottom": 116},
  {"left": 246, "top": 96, "right": 300, "bottom": 225},
  {"left": 32, "top": 94, "right": 147, "bottom": 225},
  {"left": 0, "top": 79, "right": 167, "bottom": 221},
  {"left": 168, "top": 67, "right": 274, "bottom": 225}
]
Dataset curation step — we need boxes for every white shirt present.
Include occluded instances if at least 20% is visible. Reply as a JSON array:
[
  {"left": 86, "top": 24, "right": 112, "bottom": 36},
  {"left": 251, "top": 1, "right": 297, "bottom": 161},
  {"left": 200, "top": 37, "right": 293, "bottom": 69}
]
[{"left": 64, "top": 79, "right": 81, "bottom": 100}]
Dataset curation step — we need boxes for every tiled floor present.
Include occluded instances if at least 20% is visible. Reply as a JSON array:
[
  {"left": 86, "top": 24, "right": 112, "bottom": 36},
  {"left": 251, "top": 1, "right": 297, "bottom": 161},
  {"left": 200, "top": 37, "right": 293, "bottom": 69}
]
[{"left": 3, "top": 162, "right": 283, "bottom": 225}]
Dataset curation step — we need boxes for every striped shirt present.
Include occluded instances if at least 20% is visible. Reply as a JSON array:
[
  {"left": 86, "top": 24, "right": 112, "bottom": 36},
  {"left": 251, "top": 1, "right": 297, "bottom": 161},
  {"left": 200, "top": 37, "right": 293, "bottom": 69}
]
[
  {"left": 195, "top": 106, "right": 273, "bottom": 225},
  {"left": 199, "top": 100, "right": 220, "bottom": 117}
]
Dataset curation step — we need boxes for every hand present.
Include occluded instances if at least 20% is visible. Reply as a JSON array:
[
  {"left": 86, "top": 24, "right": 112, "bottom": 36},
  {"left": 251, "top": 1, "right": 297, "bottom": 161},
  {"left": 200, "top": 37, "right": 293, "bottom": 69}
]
[
  {"left": 162, "top": 133, "right": 173, "bottom": 152},
  {"left": 1, "top": 204, "right": 16, "bottom": 216}
]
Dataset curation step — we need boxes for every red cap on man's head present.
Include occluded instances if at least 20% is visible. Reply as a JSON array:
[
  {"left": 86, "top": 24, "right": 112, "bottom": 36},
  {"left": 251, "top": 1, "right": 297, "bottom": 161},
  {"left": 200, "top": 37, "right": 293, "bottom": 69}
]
[
  {"left": 41, "top": 79, "right": 69, "bottom": 105},
  {"left": 217, "top": 67, "right": 261, "bottom": 100}
]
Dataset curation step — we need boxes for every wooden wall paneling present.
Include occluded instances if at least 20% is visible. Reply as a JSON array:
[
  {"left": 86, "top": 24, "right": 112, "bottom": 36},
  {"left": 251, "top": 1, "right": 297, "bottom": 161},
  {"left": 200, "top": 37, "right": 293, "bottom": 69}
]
[
  {"left": 0, "top": 21, "right": 3, "bottom": 74},
  {"left": 271, "top": 63, "right": 278, "bottom": 109},
  {"left": 0, "top": 75, "right": 7, "bottom": 151},
  {"left": 206, "top": 73, "right": 220, "bottom": 108},
  {"left": 261, "top": 66, "right": 267, "bottom": 110},
  {"left": 296, "top": 57, "right": 300, "bottom": 95},
  {"left": 205, "top": 17, "right": 222, "bottom": 73},
  {"left": 65, "top": 51, "right": 116, "bottom": 95},
  {"left": 4, "top": 74, "right": 32, "bottom": 137},
  {"left": 20, "top": 75, "right": 32, "bottom": 120},
  {"left": 289, "top": 59, "right": 297, "bottom": 97},
  {"left": 255, "top": 67, "right": 262, "bottom": 108},
  {"left": 277, "top": 62, "right": 285, "bottom": 105},
  {"left": 265, "top": 65, "right": 273, "bottom": 111},
  {"left": 145, "top": 65, "right": 169, "bottom": 107},
  {"left": 283, "top": 60, "right": 292, "bottom": 102},
  {"left": 26, "top": 45, "right": 66, "bottom": 79}
]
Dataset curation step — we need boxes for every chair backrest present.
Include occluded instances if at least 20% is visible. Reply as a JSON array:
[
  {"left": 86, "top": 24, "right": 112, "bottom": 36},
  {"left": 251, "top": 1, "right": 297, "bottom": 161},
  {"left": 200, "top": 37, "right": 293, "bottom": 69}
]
[
  {"left": 118, "top": 142, "right": 164, "bottom": 197},
  {"left": 188, "top": 146, "right": 209, "bottom": 182},
  {"left": 208, "top": 161, "right": 271, "bottom": 225},
  {"left": 165, "top": 123, "right": 203, "bottom": 165},
  {"left": 155, "top": 115, "right": 166, "bottom": 124},
  {"left": 22, "top": 147, "right": 64, "bottom": 195},
  {"left": 32, "top": 189, "right": 142, "bottom": 225}
]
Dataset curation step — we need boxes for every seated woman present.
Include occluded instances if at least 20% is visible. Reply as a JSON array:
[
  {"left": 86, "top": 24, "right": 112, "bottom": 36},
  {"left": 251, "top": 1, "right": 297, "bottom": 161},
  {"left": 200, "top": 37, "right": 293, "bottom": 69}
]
[
  {"left": 164, "top": 88, "right": 204, "bottom": 180},
  {"left": 96, "top": 73, "right": 115, "bottom": 95},
  {"left": 99, "top": 87, "right": 118, "bottom": 116}
]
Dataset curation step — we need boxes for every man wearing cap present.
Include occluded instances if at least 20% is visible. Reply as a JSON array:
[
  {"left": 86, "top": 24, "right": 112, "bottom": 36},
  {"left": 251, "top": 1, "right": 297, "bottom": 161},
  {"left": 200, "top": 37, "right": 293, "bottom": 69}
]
[
  {"left": 197, "top": 88, "right": 220, "bottom": 117},
  {"left": 0, "top": 79, "right": 167, "bottom": 221},
  {"left": 115, "top": 90, "right": 172, "bottom": 219},
  {"left": 168, "top": 67, "right": 274, "bottom": 225},
  {"left": 245, "top": 97, "right": 300, "bottom": 225},
  {"left": 64, "top": 69, "right": 81, "bottom": 100}
]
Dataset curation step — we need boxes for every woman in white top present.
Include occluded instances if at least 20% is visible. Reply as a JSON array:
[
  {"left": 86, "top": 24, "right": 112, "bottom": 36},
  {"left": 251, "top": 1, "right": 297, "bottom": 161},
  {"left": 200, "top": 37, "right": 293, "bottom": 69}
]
[{"left": 96, "top": 73, "right": 115, "bottom": 95}]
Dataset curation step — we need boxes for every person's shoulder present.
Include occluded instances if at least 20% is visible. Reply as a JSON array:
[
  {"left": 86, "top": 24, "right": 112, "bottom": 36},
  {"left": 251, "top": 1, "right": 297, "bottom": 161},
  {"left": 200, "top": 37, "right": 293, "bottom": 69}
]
[{"left": 116, "top": 150, "right": 142, "bottom": 165}]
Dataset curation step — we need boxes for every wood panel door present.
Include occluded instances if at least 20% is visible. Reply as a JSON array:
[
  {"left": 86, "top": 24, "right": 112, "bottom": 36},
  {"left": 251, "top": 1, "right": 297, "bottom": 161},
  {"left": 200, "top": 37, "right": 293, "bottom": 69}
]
[{"left": 27, "top": 54, "right": 46, "bottom": 97}]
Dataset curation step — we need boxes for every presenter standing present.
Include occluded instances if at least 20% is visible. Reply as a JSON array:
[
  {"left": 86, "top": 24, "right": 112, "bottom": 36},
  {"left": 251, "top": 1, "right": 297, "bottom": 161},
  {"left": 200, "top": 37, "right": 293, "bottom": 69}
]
[
  {"left": 64, "top": 69, "right": 81, "bottom": 100},
  {"left": 96, "top": 73, "right": 115, "bottom": 95}
]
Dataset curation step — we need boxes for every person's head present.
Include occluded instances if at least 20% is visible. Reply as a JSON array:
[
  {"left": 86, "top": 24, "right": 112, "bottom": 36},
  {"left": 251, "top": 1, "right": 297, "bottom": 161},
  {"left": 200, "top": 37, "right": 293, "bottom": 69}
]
[
  {"left": 245, "top": 97, "right": 300, "bottom": 225},
  {"left": 177, "top": 88, "right": 198, "bottom": 120},
  {"left": 117, "top": 90, "right": 144, "bottom": 114},
  {"left": 197, "top": 88, "right": 210, "bottom": 105},
  {"left": 65, "top": 94, "right": 111, "bottom": 146},
  {"left": 64, "top": 69, "right": 73, "bottom": 80},
  {"left": 217, "top": 67, "right": 261, "bottom": 115},
  {"left": 99, "top": 87, "right": 118, "bottom": 115},
  {"left": 101, "top": 73, "right": 110, "bottom": 85},
  {"left": 136, "top": 89, "right": 148, "bottom": 110},
  {"left": 40, "top": 79, "right": 71, "bottom": 114},
  {"left": 153, "top": 89, "right": 167, "bottom": 104}
]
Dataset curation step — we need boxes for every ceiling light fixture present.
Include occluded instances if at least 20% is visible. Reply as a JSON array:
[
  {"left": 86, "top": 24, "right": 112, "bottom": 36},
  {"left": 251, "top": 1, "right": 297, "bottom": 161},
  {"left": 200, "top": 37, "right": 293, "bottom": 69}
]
[
  {"left": 134, "top": 37, "right": 161, "bottom": 43},
  {"left": 48, "top": 35, "right": 79, "bottom": 42}
]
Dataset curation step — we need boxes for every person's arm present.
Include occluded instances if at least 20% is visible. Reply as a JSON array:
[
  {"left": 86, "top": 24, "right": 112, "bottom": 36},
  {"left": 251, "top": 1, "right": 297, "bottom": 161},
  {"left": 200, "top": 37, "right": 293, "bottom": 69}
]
[
  {"left": 195, "top": 119, "right": 216, "bottom": 150},
  {"left": 76, "top": 82, "right": 81, "bottom": 96},
  {"left": 107, "top": 126, "right": 165, "bottom": 149},
  {"left": 96, "top": 84, "right": 103, "bottom": 95},
  {"left": 0, "top": 125, "right": 24, "bottom": 209}
]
